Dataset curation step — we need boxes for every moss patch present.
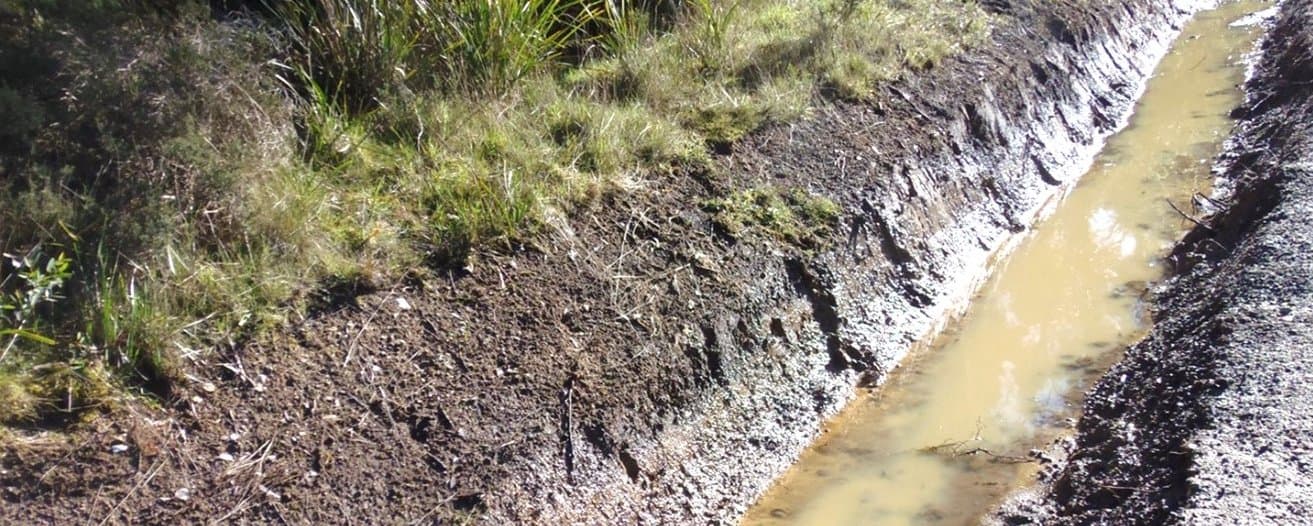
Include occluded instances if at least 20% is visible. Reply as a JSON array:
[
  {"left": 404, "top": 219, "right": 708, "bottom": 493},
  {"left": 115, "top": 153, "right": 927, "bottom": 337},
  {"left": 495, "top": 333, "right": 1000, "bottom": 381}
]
[{"left": 705, "top": 186, "right": 842, "bottom": 247}]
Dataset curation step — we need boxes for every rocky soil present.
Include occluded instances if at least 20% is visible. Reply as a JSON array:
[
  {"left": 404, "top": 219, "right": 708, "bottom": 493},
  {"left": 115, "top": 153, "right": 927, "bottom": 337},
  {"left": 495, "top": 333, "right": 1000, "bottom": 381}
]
[
  {"left": 0, "top": 0, "right": 1222, "bottom": 524},
  {"left": 997, "top": 0, "right": 1313, "bottom": 523}
]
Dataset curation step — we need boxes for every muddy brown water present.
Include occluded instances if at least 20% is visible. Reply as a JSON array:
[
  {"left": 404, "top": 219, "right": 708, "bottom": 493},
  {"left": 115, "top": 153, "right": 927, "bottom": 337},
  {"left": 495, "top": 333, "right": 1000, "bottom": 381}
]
[{"left": 741, "top": 2, "right": 1271, "bottom": 525}]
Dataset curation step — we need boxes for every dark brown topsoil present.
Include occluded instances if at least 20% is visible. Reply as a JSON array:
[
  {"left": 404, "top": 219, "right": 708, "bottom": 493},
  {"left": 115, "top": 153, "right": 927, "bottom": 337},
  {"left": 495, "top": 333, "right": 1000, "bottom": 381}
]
[{"left": 1, "top": 0, "right": 1183, "bottom": 524}]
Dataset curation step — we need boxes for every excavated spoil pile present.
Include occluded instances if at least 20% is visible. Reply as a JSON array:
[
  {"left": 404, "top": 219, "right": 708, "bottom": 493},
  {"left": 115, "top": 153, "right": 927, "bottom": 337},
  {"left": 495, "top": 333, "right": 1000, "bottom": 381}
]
[{"left": 998, "top": 0, "right": 1313, "bottom": 523}]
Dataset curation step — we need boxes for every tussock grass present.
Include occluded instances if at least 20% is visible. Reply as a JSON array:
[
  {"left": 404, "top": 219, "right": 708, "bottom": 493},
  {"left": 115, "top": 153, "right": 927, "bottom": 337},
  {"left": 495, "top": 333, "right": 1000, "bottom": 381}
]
[
  {"left": 0, "top": 0, "right": 989, "bottom": 425},
  {"left": 572, "top": 0, "right": 989, "bottom": 141}
]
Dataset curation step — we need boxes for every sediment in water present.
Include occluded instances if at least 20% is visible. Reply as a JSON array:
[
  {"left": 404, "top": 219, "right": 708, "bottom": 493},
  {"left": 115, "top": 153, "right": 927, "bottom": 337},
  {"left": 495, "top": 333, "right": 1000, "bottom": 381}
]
[
  {"left": 992, "top": 0, "right": 1313, "bottom": 519},
  {"left": 996, "top": 0, "right": 1313, "bottom": 523},
  {"left": 473, "top": 0, "right": 1218, "bottom": 521},
  {"left": 744, "top": 1, "right": 1267, "bottom": 521},
  {"left": 0, "top": 0, "right": 1235, "bottom": 524}
]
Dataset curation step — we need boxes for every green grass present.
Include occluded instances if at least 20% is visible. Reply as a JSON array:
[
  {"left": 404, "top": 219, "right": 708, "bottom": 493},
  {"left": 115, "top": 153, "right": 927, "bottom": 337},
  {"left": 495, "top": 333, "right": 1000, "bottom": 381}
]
[
  {"left": 0, "top": 0, "right": 989, "bottom": 424},
  {"left": 705, "top": 186, "right": 842, "bottom": 247}
]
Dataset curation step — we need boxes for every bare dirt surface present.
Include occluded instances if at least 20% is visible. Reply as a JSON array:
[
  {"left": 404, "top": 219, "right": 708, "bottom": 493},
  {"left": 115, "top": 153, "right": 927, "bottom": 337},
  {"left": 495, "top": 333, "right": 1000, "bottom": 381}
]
[
  {"left": 996, "top": 1, "right": 1313, "bottom": 523},
  {"left": 0, "top": 0, "right": 1210, "bottom": 524}
]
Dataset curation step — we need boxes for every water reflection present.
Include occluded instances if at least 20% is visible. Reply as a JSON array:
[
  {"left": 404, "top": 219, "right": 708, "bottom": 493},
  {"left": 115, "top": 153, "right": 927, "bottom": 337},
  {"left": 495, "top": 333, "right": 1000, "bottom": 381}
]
[{"left": 742, "top": 2, "right": 1270, "bottom": 524}]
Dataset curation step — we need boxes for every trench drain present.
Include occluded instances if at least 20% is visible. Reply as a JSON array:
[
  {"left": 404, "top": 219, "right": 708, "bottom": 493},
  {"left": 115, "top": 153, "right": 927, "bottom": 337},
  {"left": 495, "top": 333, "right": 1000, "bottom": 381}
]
[{"left": 741, "top": 2, "right": 1271, "bottom": 524}]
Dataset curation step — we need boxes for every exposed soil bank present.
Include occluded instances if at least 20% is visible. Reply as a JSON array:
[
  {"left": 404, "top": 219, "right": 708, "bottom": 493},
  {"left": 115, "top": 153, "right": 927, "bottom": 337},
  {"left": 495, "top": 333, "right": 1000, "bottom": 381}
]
[
  {"left": 744, "top": 2, "right": 1267, "bottom": 521},
  {"left": 1, "top": 0, "right": 1209, "bottom": 524},
  {"left": 996, "top": 0, "right": 1313, "bottom": 523}
]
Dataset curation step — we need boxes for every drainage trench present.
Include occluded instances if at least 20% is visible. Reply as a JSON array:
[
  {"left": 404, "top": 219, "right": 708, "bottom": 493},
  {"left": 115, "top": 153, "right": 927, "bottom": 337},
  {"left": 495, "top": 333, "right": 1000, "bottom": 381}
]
[{"left": 741, "top": 2, "right": 1271, "bottom": 524}]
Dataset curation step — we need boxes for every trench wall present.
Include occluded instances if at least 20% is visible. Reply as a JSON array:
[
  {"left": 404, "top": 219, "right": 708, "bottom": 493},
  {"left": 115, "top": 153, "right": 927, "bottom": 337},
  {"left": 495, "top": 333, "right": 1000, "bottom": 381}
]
[
  {"left": 501, "top": 0, "right": 1215, "bottom": 522},
  {"left": 998, "top": 1, "right": 1313, "bottom": 523}
]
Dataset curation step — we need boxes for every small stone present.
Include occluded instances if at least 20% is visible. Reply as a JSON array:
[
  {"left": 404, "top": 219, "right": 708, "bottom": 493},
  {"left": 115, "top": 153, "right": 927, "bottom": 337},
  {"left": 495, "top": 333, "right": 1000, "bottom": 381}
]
[
  {"left": 201, "top": 382, "right": 216, "bottom": 393},
  {"left": 110, "top": 444, "right": 129, "bottom": 454},
  {"left": 218, "top": 453, "right": 234, "bottom": 462},
  {"left": 174, "top": 488, "right": 191, "bottom": 501},
  {"left": 395, "top": 297, "right": 412, "bottom": 311}
]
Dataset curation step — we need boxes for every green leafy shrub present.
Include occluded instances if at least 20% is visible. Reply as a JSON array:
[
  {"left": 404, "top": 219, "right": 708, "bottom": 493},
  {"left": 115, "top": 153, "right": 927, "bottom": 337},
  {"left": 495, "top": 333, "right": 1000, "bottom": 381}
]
[{"left": 0, "top": 247, "right": 71, "bottom": 348}]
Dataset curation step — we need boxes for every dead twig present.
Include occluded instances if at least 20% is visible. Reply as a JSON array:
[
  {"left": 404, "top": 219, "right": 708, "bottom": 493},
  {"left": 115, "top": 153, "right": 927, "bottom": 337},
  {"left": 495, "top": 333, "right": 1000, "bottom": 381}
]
[
  {"left": 1165, "top": 198, "right": 1215, "bottom": 233},
  {"left": 343, "top": 284, "right": 400, "bottom": 366},
  {"left": 1192, "top": 192, "right": 1227, "bottom": 210},
  {"left": 210, "top": 496, "right": 257, "bottom": 525},
  {"left": 99, "top": 461, "right": 164, "bottom": 526}
]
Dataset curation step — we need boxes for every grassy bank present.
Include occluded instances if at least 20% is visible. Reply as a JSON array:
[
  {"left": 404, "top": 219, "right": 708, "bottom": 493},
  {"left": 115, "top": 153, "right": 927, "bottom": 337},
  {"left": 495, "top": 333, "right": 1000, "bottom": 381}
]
[{"left": 0, "top": 0, "right": 988, "bottom": 424}]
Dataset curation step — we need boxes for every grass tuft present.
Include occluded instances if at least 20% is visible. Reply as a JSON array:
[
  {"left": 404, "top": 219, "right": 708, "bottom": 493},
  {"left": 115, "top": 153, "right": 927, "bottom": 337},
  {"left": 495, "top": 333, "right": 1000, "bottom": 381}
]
[
  {"left": 705, "top": 186, "right": 842, "bottom": 247},
  {"left": 1, "top": 0, "right": 989, "bottom": 426}
]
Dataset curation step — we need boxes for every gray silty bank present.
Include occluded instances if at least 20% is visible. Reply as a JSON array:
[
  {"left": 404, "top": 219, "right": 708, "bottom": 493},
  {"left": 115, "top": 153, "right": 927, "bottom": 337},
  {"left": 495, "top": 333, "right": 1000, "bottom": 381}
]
[
  {"left": 1179, "top": 1, "right": 1313, "bottom": 518},
  {"left": 1182, "top": 162, "right": 1313, "bottom": 524}
]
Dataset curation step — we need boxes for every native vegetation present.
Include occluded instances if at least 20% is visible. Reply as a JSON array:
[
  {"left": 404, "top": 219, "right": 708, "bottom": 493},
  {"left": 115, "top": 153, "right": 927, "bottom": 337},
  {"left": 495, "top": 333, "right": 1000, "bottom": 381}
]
[{"left": 0, "top": 0, "right": 988, "bottom": 423}]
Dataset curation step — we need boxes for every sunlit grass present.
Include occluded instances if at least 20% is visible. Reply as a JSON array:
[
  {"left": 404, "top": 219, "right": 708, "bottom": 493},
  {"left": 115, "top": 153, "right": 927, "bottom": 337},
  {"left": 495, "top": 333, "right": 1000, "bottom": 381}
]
[{"left": 0, "top": 0, "right": 990, "bottom": 424}]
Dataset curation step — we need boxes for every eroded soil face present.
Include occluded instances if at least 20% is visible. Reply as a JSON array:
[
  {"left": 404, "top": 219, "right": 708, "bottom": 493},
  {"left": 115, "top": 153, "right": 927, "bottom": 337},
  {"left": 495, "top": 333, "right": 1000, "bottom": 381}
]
[
  {"left": 0, "top": 0, "right": 1200, "bottom": 524},
  {"left": 744, "top": 2, "right": 1266, "bottom": 521}
]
